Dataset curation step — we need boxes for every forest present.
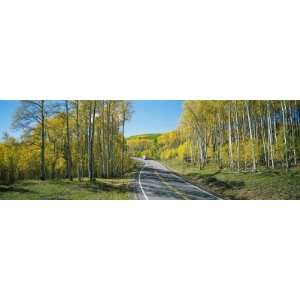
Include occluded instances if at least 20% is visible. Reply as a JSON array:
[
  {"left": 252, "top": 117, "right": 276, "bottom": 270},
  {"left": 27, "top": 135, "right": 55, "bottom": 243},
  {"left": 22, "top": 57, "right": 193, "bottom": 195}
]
[
  {"left": 0, "top": 100, "right": 133, "bottom": 185},
  {"left": 129, "top": 100, "right": 300, "bottom": 172},
  {"left": 1, "top": 100, "right": 300, "bottom": 199},
  {"left": 127, "top": 100, "right": 300, "bottom": 199}
]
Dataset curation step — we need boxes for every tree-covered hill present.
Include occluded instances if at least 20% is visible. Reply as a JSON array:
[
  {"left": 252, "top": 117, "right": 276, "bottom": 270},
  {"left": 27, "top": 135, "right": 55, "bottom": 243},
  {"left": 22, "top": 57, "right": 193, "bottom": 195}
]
[{"left": 126, "top": 133, "right": 162, "bottom": 141}]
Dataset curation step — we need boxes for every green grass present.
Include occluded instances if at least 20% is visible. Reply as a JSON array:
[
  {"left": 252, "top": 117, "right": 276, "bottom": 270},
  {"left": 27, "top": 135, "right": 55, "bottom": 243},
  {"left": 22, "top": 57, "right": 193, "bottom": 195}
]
[
  {"left": 0, "top": 177, "right": 134, "bottom": 200},
  {"left": 161, "top": 160, "right": 300, "bottom": 200}
]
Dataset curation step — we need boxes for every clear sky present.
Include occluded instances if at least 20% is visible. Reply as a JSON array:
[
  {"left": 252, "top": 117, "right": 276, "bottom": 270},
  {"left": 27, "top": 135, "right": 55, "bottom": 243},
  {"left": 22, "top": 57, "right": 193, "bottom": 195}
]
[
  {"left": 0, "top": 100, "right": 183, "bottom": 139},
  {"left": 0, "top": 100, "right": 21, "bottom": 139},
  {"left": 125, "top": 100, "right": 183, "bottom": 137}
]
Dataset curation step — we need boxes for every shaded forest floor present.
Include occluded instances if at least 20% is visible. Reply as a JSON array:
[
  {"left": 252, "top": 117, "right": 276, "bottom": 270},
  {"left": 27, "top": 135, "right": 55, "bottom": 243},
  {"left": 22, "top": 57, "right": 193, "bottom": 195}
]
[
  {"left": 161, "top": 160, "right": 300, "bottom": 200},
  {"left": 0, "top": 176, "right": 135, "bottom": 200}
]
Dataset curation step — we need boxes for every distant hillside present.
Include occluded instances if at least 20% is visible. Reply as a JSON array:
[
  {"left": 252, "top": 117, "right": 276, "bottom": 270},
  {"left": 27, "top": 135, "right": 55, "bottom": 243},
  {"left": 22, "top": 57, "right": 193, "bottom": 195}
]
[{"left": 126, "top": 133, "right": 162, "bottom": 141}]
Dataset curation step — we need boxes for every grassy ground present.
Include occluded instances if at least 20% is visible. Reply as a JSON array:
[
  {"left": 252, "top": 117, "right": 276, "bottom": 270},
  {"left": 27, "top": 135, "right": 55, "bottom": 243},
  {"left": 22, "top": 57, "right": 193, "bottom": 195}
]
[
  {"left": 161, "top": 160, "right": 300, "bottom": 200},
  {"left": 0, "top": 176, "right": 135, "bottom": 200}
]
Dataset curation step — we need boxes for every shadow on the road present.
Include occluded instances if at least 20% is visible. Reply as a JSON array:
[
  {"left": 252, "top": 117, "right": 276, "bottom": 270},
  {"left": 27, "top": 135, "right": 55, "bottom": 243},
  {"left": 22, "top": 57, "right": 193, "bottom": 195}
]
[
  {"left": 142, "top": 167, "right": 185, "bottom": 181},
  {"left": 140, "top": 167, "right": 218, "bottom": 200}
]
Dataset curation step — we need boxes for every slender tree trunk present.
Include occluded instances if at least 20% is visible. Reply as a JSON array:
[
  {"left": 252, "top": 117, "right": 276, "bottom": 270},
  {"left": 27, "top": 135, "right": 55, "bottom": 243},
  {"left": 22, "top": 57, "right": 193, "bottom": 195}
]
[
  {"left": 110, "top": 111, "right": 115, "bottom": 176},
  {"left": 234, "top": 101, "right": 240, "bottom": 172},
  {"left": 287, "top": 101, "right": 297, "bottom": 166},
  {"left": 246, "top": 101, "right": 256, "bottom": 172},
  {"left": 258, "top": 102, "right": 268, "bottom": 166},
  {"left": 242, "top": 109, "right": 246, "bottom": 142},
  {"left": 106, "top": 102, "right": 111, "bottom": 178},
  {"left": 88, "top": 101, "right": 96, "bottom": 182},
  {"left": 96, "top": 110, "right": 102, "bottom": 177},
  {"left": 281, "top": 101, "right": 289, "bottom": 171},
  {"left": 217, "top": 111, "right": 223, "bottom": 169},
  {"left": 92, "top": 101, "right": 96, "bottom": 177},
  {"left": 273, "top": 105, "right": 277, "bottom": 144},
  {"left": 198, "top": 135, "right": 204, "bottom": 169},
  {"left": 76, "top": 101, "right": 82, "bottom": 181},
  {"left": 260, "top": 115, "right": 268, "bottom": 166},
  {"left": 121, "top": 107, "right": 126, "bottom": 177},
  {"left": 266, "top": 102, "right": 275, "bottom": 168},
  {"left": 204, "top": 127, "right": 208, "bottom": 165},
  {"left": 83, "top": 112, "right": 89, "bottom": 177},
  {"left": 294, "top": 100, "right": 300, "bottom": 134},
  {"left": 88, "top": 101, "right": 97, "bottom": 182},
  {"left": 65, "top": 101, "right": 73, "bottom": 181},
  {"left": 228, "top": 103, "right": 234, "bottom": 169},
  {"left": 101, "top": 101, "right": 106, "bottom": 177},
  {"left": 40, "top": 100, "right": 46, "bottom": 180},
  {"left": 88, "top": 102, "right": 92, "bottom": 181}
]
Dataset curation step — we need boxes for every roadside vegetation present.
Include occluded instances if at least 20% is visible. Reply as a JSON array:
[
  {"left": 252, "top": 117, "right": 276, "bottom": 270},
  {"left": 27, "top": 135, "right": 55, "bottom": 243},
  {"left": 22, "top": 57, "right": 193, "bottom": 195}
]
[
  {"left": 0, "top": 178, "right": 133, "bottom": 200},
  {"left": 0, "top": 100, "right": 135, "bottom": 199},
  {"left": 128, "top": 100, "right": 300, "bottom": 200},
  {"left": 161, "top": 160, "right": 300, "bottom": 200}
]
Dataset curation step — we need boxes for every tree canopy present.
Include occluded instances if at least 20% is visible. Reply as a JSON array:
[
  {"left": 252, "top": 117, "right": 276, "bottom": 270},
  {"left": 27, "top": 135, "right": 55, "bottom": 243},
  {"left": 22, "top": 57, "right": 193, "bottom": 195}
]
[
  {"left": 0, "top": 100, "right": 133, "bottom": 184},
  {"left": 128, "top": 100, "right": 300, "bottom": 173}
]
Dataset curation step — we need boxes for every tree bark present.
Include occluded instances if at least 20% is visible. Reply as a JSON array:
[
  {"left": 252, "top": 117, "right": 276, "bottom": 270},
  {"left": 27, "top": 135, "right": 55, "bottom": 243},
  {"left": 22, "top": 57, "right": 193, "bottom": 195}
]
[
  {"left": 40, "top": 100, "right": 46, "bottom": 180},
  {"left": 88, "top": 101, "right": 97, "bottom": 182},
  {"left": 228, "top": 103, "right": 234, "bottom": 169},
  {"left": 121, "top": 104, "right": 126, "bottom": 177},
  {"left": 266, "top": 102, "right": 275, "bottom": 168},
  {"left": 76, "top": 101, "right": 82, "bottom": 181},
  {"left": 246, "top": 101, "right": 256, "bottom": 172},
  {"left": 281, "top": 101, "right": 289, "bottom": 171},
  {"left": 260, "top": 115, "right": 268, "bottom": 166},
  {"left": 65, "top": 101, "right": 73, "bottom": 180},
  {"left": 234, "top": 101, "right": 240, "bottom": 172}
]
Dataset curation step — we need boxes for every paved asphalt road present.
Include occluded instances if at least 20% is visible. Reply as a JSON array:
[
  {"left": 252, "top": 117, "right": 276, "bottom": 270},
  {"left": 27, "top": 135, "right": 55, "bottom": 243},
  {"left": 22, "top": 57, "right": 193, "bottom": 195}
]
[{"left": 134, "top": 158, "right": 220, "bottom": 200}]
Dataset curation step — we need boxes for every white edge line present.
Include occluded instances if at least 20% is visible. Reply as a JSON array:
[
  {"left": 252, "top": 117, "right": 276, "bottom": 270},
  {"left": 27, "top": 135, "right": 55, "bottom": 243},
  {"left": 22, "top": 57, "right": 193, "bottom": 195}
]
[
  {"left": 160, "top": 162, "right": 223, "bottom": 200},
  {"left": 171, "top": 171, "right": 222, "bottom": 200},
  {"left": 183, "top": 179, "right": 222, "bottom": 200},
  {"left": 138, "top": 164, "right": 149, "bottom": 200}
]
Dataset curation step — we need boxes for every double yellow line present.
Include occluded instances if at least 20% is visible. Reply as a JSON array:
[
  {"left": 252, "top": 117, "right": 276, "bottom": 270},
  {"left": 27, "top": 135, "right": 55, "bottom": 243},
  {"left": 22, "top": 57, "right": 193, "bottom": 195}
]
[{"left": 155, "top": 171, "right": 189, "bottom": 200}]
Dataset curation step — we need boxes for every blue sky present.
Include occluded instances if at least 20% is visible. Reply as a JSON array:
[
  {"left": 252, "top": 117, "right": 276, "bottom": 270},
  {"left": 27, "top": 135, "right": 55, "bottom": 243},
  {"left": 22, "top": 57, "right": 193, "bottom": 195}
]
[
  {"left": 0, "top": 100, "right": 183, "bottom": 139},
  {"left": 125, "top": 100, "right": 183, "bottom": 137},
  {"left": 0, "top": 101, "right": 21, "bottom": 139}
]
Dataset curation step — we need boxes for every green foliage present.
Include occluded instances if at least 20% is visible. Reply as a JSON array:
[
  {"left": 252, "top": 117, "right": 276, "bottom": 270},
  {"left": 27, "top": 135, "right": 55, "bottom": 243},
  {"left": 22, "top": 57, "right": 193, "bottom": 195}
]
[
  {"left": 127, "top": 133, "right": 161, "bottom": 141},
  {"left": 0, "top": 100, "right": 133, "bottom": 185},
  {"left": 127, "top": 134, "right": 162, "bottom": 159},
  {"left": 128, "top": 100, "right": 300, "bottom": 174}
]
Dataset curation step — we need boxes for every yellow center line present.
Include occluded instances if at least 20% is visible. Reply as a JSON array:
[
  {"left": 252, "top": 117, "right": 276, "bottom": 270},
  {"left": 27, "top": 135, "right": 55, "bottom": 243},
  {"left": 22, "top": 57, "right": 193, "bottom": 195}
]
[{"left": 155, "top": 171, "right": 189, "bottom": 200}]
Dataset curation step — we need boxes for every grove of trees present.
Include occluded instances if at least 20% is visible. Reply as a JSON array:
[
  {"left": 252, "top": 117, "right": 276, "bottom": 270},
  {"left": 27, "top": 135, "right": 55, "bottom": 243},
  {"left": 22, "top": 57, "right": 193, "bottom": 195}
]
[
  {"left": 129, "top": 100, "right": 300, "bottom": 173},
  {"left": 2, "top": 100, "right": 300, "bottom": 186},
  {"left": 0, "top": 100, "right": 132, "bottom": 184}
]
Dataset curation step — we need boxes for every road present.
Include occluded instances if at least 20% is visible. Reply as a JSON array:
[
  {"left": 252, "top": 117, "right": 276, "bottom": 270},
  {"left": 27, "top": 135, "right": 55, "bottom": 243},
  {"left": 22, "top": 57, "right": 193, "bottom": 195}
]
[{"left": 134, "top": 158, "right": 220, "bottom": 200}]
